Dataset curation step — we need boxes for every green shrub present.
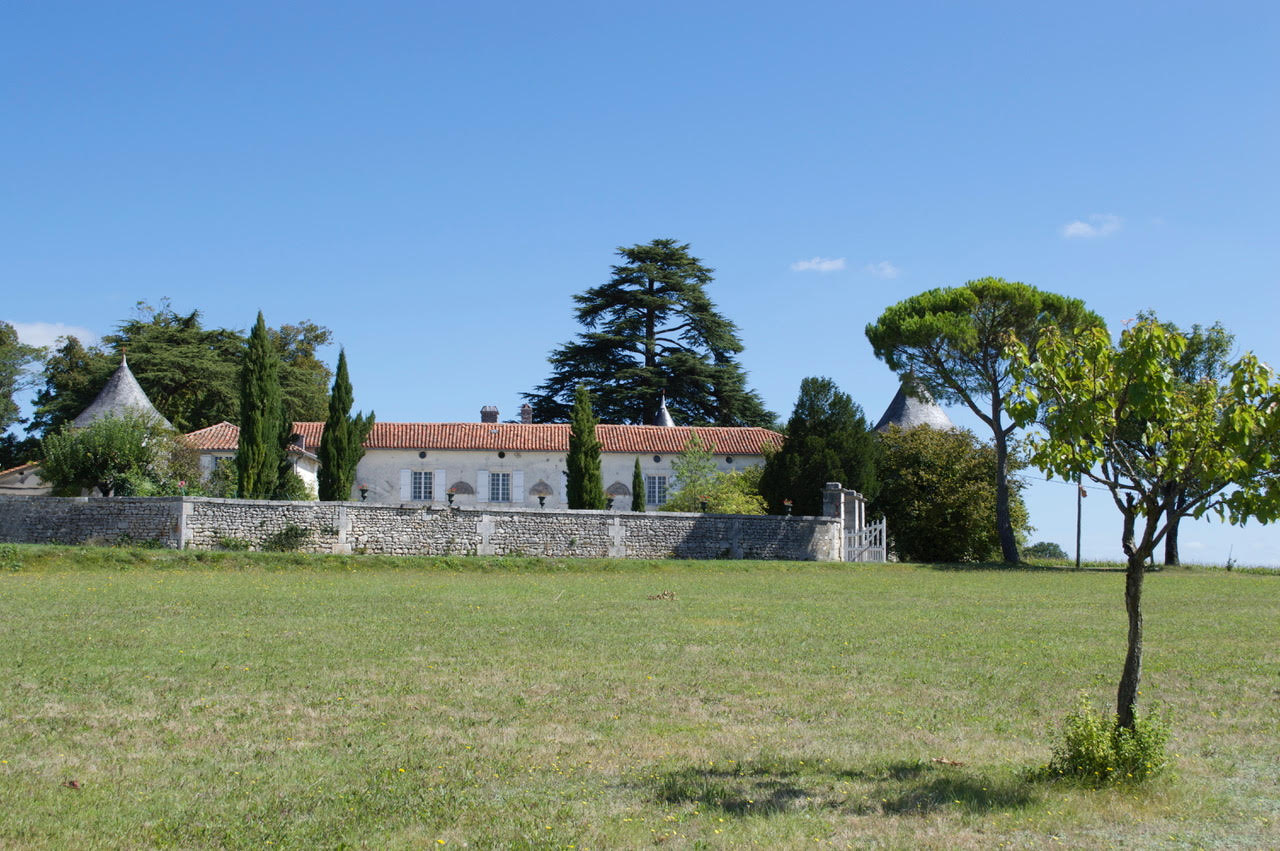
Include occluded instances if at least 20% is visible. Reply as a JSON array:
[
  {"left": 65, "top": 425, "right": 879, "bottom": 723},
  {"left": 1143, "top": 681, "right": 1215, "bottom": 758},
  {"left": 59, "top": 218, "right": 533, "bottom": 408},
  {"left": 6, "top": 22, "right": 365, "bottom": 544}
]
[
  {"left": 1026, "top": 541, "right": 1069, "bottom": 560},
  {"left": 0, "top": 544, "right": 21, "bottom": 572},
  {"left": 262, "top": 524, "right": 311, "bottom": 552},
  {"left": 216, "top": 536, "right": 251, "bottom": 551},
  {"left": 1048, "top": 695, "right": 1170, "bottom": 783}
]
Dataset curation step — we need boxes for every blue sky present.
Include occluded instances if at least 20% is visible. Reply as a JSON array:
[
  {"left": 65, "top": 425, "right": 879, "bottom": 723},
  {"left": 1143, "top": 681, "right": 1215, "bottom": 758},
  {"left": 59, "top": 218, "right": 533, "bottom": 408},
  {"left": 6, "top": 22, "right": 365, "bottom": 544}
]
[{"left": 4, "top": 2, "right": 1278, "bottom": 564}]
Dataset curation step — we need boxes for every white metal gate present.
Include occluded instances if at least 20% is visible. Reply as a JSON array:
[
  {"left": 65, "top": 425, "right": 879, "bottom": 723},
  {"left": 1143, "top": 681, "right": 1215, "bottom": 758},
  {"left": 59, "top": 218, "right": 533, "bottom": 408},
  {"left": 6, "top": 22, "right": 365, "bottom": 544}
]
[{"left": 844, "top": 518, "right": 886, "bottom": 562}]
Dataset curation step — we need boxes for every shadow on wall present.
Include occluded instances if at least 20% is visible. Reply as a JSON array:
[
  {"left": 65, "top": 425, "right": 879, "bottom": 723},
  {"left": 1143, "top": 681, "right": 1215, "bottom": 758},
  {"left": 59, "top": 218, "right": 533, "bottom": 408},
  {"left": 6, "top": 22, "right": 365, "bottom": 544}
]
[{"left": 668, "top": 513, "right": 831, "bottom": 561}]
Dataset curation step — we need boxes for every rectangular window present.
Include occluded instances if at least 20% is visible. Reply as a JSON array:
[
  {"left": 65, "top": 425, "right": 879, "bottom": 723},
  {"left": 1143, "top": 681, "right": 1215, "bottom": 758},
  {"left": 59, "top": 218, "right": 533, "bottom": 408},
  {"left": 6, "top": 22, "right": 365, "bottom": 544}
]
[
  {"left": 411, "top": 471, "right": 433, "bottom": 501},
  {"left": 489, "top": 471, "right": 511, "bottom": 503},
  {"left": 645, "top": 475, "right": 668, "bottom": 506}
]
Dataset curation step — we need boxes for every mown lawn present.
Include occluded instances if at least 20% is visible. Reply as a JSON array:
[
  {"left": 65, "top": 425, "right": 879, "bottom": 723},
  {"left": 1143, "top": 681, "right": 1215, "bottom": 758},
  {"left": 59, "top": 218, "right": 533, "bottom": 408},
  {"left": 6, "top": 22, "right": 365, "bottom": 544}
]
[{"left": 1, "top": 545, "right": 1277, "bottom": 849}]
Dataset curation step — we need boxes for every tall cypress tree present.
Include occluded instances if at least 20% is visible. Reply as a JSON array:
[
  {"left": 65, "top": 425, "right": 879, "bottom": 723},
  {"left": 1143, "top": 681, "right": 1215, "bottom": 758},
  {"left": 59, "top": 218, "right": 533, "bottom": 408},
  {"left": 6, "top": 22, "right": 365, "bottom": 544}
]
[
  {"left": 318, "top": 349, "right": 375, "bottom": 501},
  {"left": 631, "top": 457, "right": 645, "bottom": 511},
  {"left": 237, "top": 312, "right": 285, "bottom": 499},
  {"left": 565, "top": 384, "right": 604, "bottom": 509}
]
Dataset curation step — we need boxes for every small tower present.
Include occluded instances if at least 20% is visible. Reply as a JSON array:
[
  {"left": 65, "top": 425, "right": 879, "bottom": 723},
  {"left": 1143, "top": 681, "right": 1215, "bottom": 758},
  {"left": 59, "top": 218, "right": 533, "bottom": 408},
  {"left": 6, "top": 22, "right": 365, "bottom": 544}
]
[
  {"left": 72, "top": 354, "right": 173, "bottom": 430},
  {"left": 873, "top": 379, "right": 953, "bottom": 432}
]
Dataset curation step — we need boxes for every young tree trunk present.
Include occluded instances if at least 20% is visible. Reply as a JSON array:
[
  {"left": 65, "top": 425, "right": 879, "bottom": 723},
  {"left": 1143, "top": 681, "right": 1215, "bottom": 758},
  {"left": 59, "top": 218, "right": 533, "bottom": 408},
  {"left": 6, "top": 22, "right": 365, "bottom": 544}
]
[
  {"left": 993, "top": 427, "right": 1020, "bottom": 563},
  {"left": 1117, "top": 499, "right": 1146, "bottom": 730},
  {"left": 1117, "top": 552, "right": 1146, "bottom": 729},
  {"left": 1163, "top": 501, "right": 1181, "bottom": 566}
]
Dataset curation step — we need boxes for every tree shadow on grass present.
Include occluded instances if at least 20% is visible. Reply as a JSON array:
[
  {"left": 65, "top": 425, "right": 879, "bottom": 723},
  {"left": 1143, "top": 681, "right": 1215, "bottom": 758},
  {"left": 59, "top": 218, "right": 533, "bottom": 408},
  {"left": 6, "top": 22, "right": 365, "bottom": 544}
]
[{"left": 645, "top": 756, "right": 1037, "bottom": 818}]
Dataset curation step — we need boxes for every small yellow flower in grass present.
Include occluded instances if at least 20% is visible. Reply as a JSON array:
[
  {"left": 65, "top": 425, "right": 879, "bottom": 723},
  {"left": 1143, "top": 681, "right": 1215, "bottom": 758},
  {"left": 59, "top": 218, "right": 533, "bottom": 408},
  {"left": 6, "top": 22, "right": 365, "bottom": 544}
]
[{"left": 399, "top": 768, "right": 405, "bottom": 773}]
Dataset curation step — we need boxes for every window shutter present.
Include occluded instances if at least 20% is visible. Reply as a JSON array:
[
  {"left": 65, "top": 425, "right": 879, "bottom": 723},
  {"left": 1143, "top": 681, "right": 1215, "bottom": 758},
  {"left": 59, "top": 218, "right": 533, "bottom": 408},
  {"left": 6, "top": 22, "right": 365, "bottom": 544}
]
[
  {"left": 512, "top": 471, "right": 524, "bottom": 504},
  {"left": 399, "top": 469, "right": 411, "bottom": 501},
  {"left": 477, "top": 470, "right": 489, "bottom": 502},
  {"left": 433, "top": 470, "right": 445, "bottom": 502}
]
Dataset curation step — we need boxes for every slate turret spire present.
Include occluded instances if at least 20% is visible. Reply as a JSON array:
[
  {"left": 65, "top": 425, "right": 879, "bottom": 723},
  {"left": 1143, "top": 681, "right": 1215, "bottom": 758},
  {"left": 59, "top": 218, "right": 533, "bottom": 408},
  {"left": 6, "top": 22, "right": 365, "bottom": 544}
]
[{"left": 72, "top": 353, "right": 173, "bottom": 430}]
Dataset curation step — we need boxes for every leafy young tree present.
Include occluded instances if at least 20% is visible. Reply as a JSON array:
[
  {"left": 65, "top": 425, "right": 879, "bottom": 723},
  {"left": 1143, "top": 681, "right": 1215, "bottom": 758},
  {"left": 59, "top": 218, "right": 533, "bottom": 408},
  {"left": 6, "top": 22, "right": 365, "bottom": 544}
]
[
  {"left": 874, "top": 424, "right": 1029, "bottom": 563},
  {"left": 0, "top": 321, "right": 42, "bottom": 434},
  {"left": 758, "top": 377, "right": 879, "bottom": 517},
  {"left": 1008, "top": 320, "right": 1280, "bottom": 729},
  {"left": 237, "top": 312, "right": 286, "bottom": 499},
  {"left": 317, "top": 349, "right": 375, "bottom": 501},
  {"left": 1134, "top": 313, "right": 1236, "bottom": 565},
  {"left": 524, "top": 239, "right": 774, "bottom": 427},
  {"left": 565, "top": 385, "right": 604, "bottom": 509},
  {"left": 660, "top": 434, "right": 767, "bottom": 514},
  {"left": 631, "top": 457, "right": 645, "bottom": 512},
  {"left": 866, "top": 277, "right": 1103, "bottom": 562}
]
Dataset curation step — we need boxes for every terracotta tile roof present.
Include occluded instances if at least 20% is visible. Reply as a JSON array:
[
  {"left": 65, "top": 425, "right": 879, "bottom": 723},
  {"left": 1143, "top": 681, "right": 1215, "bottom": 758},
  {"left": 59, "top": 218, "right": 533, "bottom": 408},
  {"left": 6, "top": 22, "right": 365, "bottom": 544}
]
[
  {"left": 184, "top": 421, "right": 319, "bottom": 458},
  {"left": 183, "top": 421, "right": 241, "bottom": 450},
  {"left": 185, "top": 421, "right": 782, "bottom": 455},
  {"left": 0, "top": 461, "right": 42, "bottom": 479}
]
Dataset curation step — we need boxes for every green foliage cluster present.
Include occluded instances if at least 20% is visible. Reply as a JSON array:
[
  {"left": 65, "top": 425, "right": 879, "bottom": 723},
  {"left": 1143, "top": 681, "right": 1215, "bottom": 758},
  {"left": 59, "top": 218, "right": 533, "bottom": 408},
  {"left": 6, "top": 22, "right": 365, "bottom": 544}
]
[
  {"left": 0, "top": 543, "right": 21, "bottom": 572},
  {"left": 759, "top": 377, "right": 878, "bottom": 516},
  {"left": 659, "top": 434, "right": 767, "bottom": 514},
  {"left": 215, "top": 536, "right": 251, "bottom": 551},
  {"left": 525, "top": 239, "right": 773, "bottom": 427},
  {"left": 874, "top": 424, "right": 1029, "bottom": 563},
  {"left": 27, "top": 300, "right": 332, "bottom": 437},
  {"left": 0, "top": 320, "right": 42, "bottom": 433},
  {"left": 1047, "top": 696, "right": 1170, "bottom": 784},
  {"left": 317, "top": 349, "right": 374, "bottom": 501},
  {"left": 40, "top": 412, "right": 199, "bottom": 497},
  {"left": 565, "top": 385, "right": 604, "bottom": 509},
  {"left": 1025, "top": 541, "right": 1068, "bottom": 561}
]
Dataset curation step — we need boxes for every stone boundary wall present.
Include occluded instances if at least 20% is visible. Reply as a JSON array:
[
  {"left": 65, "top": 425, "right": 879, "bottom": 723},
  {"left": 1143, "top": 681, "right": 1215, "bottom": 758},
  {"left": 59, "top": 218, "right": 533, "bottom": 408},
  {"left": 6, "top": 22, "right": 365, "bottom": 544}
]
[
  {"left": 0, "top": 496, "right": 184, "bottom": 548},
  {"left": 0, "top": 496, "right": 843, "bottom": 561}
]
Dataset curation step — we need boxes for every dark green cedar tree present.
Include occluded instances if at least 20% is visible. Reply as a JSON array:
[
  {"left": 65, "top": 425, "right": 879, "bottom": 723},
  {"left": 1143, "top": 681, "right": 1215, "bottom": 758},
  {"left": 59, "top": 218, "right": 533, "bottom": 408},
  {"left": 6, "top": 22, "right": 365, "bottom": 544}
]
[{"left": 524, "top": 239, "right": 774, "bottom": 427}]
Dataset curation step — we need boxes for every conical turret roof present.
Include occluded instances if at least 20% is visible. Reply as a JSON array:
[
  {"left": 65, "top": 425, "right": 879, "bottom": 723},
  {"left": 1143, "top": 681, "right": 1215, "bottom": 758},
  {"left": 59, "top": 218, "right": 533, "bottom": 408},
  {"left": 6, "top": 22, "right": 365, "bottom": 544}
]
[
  {"left": 655, "top": 394, "right": 675, "bottom": 427},
  {"left": 874, "top": 381, "right": 953, "bottom": 432},
  {"left": 72, "top": 355, "right": 173, "bottom": 430}
]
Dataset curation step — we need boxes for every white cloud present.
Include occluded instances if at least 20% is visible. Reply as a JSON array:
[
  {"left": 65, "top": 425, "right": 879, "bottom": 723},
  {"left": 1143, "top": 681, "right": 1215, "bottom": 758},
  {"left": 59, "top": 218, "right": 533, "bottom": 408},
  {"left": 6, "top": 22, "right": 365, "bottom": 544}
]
[
  {"left": 864, "top": 261, "right": 901, "bottom": 279},
  {"left": 791, "top": 256, "right": 847, "bottom": 273},
  {"left": 1061, "top": 213, "right": 1122, "bottom": 239},
  {"left": 6, "top": 321, "right": 100, "bottom": 349}
]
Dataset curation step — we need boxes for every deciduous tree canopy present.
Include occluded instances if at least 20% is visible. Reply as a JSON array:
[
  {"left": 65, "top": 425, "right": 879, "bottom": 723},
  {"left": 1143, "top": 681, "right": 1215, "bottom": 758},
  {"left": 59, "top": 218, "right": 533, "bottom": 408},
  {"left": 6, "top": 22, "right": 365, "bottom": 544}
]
[
  {"left": 1009, "top": 320, "right": 1280, "bottom": 729},
  {"left": 873, "top": 424, "right": 1029, "bottom": 563},
  {"left": 524, "top": 239, "right": 774, "bottom": 427}
]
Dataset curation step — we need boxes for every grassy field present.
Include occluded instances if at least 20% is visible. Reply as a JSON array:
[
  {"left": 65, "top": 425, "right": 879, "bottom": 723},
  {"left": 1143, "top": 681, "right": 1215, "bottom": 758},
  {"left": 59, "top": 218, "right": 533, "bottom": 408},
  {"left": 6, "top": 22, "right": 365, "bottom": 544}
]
[{"left": 1, "top": 545, "right": 1277, "bottom": 849}]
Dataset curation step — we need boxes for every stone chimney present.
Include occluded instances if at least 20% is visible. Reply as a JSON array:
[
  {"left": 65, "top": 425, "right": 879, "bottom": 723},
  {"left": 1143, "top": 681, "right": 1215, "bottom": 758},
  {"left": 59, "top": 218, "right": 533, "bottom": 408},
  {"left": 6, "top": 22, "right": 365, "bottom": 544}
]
[
  {"left": 480, "top": 405, "right": 499, "bottom": 423},
  {"left": 520, "top": 403, "right": 533, "bottom": 424}
]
